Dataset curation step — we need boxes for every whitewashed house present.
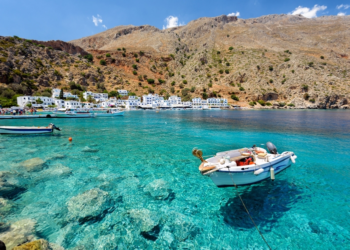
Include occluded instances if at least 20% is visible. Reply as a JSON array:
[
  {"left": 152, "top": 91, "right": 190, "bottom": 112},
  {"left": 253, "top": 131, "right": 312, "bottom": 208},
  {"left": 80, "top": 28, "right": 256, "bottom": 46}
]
[
  {"left": 168, "top": 96, "right": 182, "bottom": 107},
  {"left": 83, "top": 91, "right": 108, "bottom": 102},
  {"left": 124, "top": 96, "right": 141, "bottom": 109},
  {"left": 192, "top": 98, "right": 202, "bottom": 109},
  {"left": 207, "top": 98, "right": 229, "bottom": 108},
  {"left": 54, "top": 99, "right": 65, "bottom": 109},
  {"left": 52, "top": 88, "right": 78, "bottom": 99},
  {"left": 64, "top": 101, "right": 82, "bottom": 109},
  {"left": 17, "top": 96, "right": 55, "bottom": 108},
  {"left": 141, "top": 94, "right": 162, "bottom": 108},
  {"left": 117, "top": 90, "right": 128, "bottom": 96}
]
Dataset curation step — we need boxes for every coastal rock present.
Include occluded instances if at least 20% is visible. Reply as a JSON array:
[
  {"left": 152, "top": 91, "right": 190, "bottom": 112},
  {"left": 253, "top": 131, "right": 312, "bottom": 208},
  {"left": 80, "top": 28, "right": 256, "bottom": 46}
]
[
  {"left": 46, "top": 154, "right": 66, "bottom": 161},
  {"left": 20, "top": 157, "right": 46, "bottom": 172},
  {"left": 143, "top": 179, "right": 169, "bottom": 200},
  {"left": 13, "top": 239, "right": 49, "bottom": 250},
  {"left": 0, "top": 198, "right": 15, "bottom": 215},
  {"left": 340, "top": 105, "right": 349, "bottom": 109},
  {"left": 66, "top": 188, "right": 113, "bottom": 223},
  {"left": 35, "top": 164, "right": 72, "bottom": 182},
  {"left": 81, "top": 146, "right": 99, "bottom": 153},
  {"left": 0, "top": 219, "right": 36, "bottom": 250},
  {"left": 168, "top": 213, "right": 200, "bottom": 241},
  {"left": 128, "top": 208, "right": 160, "bottom": 232}
]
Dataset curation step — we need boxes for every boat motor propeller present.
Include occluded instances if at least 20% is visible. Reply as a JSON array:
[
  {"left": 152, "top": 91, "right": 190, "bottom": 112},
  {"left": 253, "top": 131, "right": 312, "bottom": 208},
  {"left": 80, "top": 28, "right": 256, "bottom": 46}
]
[
  {"left": 266, "top": 142, "right": 277, "bottom": 154},
  {"left": 192, "top": 148, "right": 205, "bottom": 162},
  {"left": 50, "top": 123, "right": 61, "bottom": 131}
]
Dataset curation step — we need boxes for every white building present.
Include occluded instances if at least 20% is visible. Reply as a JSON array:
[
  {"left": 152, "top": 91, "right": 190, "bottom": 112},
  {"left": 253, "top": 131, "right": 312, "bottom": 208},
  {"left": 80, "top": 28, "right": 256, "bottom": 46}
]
[
  {"left": 192, "top": 98, "right": 202, "bottom": 109},
  {"left": 83, "top": 91, "right": 108, "bottom": 102},
  {"left": 64, "top": 100, "right": 82, "bottom": 109},
  {"left": 117, "top": 90, "right": 128, "bottom": 96},
  {"left": 54, "top": 99, "right": 65, "bottom": 109},
  {"left": 168, "top": 96, "right": 182, "bottom": 107},
  {"left": 52, "top": 88, "right": 78, "bottom": 99},
  {"left": 141, "top": 94, "right": 163, "bottom": 108},
  {"left": 124, "top": 96, "right": 141, "bottom": 109},
  {"left": 17, "top": 96, "right": 55, "bottom": 108},
  {"left": 207, "top": 98, "right": 229, "bottom": 108}
]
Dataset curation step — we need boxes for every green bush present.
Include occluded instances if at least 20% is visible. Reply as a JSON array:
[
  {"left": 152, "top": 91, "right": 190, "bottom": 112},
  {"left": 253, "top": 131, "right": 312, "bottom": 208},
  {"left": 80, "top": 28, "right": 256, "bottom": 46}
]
[
  {"left": 269, "top": 66, "right": 273, "bottom": 71},
  {"left": 190, "top": 87, "right": 195, "bottom": 93},
  {"left": 287, "top": 103, "right": 295, "bottom": 107},
  {"left": 122, "top": 53, "right": 126, "bottom": 57},
  {"left": 302, "top": 84, "right": 309, "bottom": 91},
  {"left": 106, "top": 53, "right": 111, "bottom": 57},
  {"left": 207, "top": 73, "right": 211, "bottom": 78},
  {"left": 320, "top": 56, "right": 324, "bottom": 59},
  {"left": 179, "top": 83, "right": 184, "bottom": 88},
  {"left": 269, "top": 79, "right": 273, "bottom": 83},
  {"left": 279, "top": 102, "right": 286, "bottom": 107},
  {"left": 266, "top": 102, "right": 272, "bottom": 106},
  {"left": 292, "top": 70, "right": 295, "bottom": 73},
  {"left": 183, "top": 80, "right": 187, "bottom": 84},
  {"left": 147, "top": 79, "right": 155, "bottom": 84},
  {"left": 284, "top": 58, "right": 290, "bottom": 62},
  {"left": 100, "top": 60, "right": 106, "bottom": 65},
  {"left": 170, "top": 87, "right": 175, "bottom": 93},
  {"left": 249, "top": 101, "right": 256, "bottom": 106},
  {"left": 171, "top": 81, "right": 175, "bottom": 86},
  {"left": 202, "top": 92, "right": 208, "bottom": 99},
  {"left": 134, "top": 53, "right": 138, "bottom": 58},
  {"left": 258, "top": 100, "right": 266, "bottom": 106},
  {"left": 169, "top": 54, "right": 175, "bottom": 60},
  {"left": 133, "top": 71, "right": 137, "bottom": 75},
  {"left": 231, "top": 94, "right": 239, "bottom": 101},
  {"left": 309, "top": 98, "right": 315, "bottom": 103},
  {"left": 138, "top": 75, "right": 143, "bottom": 81},
  {"left": 229, "top": 47, "right": 233, "bottom": 51},
  {"left": 136, "top": 58, "right": 139, "bottom": 63},
  {"left": 217, "top": 51, "right": 220, "bottom": 54},
  {"left": 84, "top": 54, "right": 93, "bottom": 62},
  {"left": 226, "top": 62, "right": 230, "bottom": 66},
  {"left": 225, "top": 69, "right": 229, "bottom": 74},
  {"left": 239, "top": 87, "right": 245, "bottom": 91},
  {"left": 303, "top": 93, "right": 310, "bottom": 100},
  {"left": 132, "top": 64, "right": 138, "bottom": 70},
  {"left": 208, "top": 83, "right": 212, "bottom": 87},
  {"left": 158, "top": 79, "right": 165, "bottom": 84},
  {"left": 219, "top": 69, "right": 223, "bottom": 74},
  {"left": 308, "top": 62, "right": 314, "bottom": 67}
]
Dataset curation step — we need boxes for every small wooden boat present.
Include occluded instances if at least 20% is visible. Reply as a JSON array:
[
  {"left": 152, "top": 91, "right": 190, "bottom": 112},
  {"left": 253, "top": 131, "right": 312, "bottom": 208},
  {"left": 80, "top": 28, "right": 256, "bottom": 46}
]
[
  {"left": 0, "top": 123, "right": 61, "bottom": 134},
  {"left": 193, "top": 142, "right": 297, "bottom": 187}
]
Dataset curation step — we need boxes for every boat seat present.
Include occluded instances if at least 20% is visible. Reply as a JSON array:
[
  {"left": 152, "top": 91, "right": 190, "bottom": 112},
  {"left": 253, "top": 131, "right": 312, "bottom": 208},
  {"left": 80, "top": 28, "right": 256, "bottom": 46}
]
[{"left": 229, "top": 155, "right": 250, "bottom": 162}]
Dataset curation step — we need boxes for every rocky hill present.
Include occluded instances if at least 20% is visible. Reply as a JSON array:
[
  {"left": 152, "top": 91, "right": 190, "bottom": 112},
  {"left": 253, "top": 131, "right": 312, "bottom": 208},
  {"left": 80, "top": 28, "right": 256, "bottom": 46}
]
[{"left": 1, "top": 14, "right": 350, "bottom": 109}]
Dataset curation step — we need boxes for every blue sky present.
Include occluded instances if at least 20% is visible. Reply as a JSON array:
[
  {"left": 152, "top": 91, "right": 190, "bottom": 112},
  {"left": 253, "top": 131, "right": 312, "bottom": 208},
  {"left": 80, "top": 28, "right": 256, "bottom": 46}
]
[{"left": 0, "top": 0, "right": 349, "bottom": 41}]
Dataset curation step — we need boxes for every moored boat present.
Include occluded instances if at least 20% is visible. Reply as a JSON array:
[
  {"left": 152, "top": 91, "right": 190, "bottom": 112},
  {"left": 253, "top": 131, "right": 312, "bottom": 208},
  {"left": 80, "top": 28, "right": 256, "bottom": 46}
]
[
  {"left": 53, "top": 109, "right": 93, "bottom": 118},
  {"left": 94, "top": 109, "right": 124, "bottom": 117},
  {"left": 193, "top": 142, "right": 297, "bottom": 187},
  {"left": 0, "top": 123, "right": 61, "bottom": 134}
]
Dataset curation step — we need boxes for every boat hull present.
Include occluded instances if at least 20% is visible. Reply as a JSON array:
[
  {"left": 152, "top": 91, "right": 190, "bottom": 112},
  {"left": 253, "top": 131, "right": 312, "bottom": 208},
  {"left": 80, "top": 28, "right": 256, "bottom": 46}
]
[
  {"left": 0, "top": 127, "right": 53, "bottom": 134},
  {"left": 94, "top": 111, "right": 124, "bottom": 117},
  {"left": 208, "top": 155, "right": 292, "bottom": 187},
  {"left": 53, "top": 113, "right": 93, "bottom": 118}
]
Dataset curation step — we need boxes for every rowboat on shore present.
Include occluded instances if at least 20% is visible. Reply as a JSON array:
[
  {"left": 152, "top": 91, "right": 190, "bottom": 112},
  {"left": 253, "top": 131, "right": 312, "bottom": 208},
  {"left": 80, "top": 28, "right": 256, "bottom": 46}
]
[
  {"left": 0, "top": 123, "right": 61, "bottom": 134},
  {"left": 193, "top": 142, "right": 297, "bottom": 187}
]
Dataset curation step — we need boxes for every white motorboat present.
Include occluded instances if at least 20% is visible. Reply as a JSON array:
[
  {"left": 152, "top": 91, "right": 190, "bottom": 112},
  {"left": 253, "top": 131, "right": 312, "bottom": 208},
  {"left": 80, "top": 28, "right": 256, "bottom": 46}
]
[
  {"left": 53, "top": 109, "right": 93, "bottom": 118},
  {"left": 0, "top": 123, "right": 61, "bottom": 134},
  {"left": 94, "top": 109, "right": 124, "bottom": 117},
  {"left": 193, "top": 142, "right": 297, "bottom": 187}
]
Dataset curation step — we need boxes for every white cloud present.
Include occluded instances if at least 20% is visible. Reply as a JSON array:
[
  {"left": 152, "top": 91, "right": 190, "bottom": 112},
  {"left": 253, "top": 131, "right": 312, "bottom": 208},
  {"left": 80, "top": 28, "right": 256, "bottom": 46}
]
[
  {"left": 289, "top": 5, "right": 327, "bottom": 18},
  {"left": 337, "top": 4, "right": 350, "bottom": 9},
  {"left": 228, "top": 12, "right": 240, "bottom": 17},
  {"left": 337, "top": 12, "right": 346, "bottom": 16},
  {"left": 163, "top": 16, "right": 185, "bottom": 29},
  {"left": 102, "top": 24, "right": 107, "bottom": 29},
  {"left": 92, "top": 14, "right": 103, "bottom": 27}
]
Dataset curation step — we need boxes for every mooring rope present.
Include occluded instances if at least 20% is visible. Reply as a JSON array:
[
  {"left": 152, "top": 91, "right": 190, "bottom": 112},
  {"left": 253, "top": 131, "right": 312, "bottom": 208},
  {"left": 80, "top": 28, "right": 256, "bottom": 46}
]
[{"left": 228, "top": 171, "right": 273, "bottom": 250}]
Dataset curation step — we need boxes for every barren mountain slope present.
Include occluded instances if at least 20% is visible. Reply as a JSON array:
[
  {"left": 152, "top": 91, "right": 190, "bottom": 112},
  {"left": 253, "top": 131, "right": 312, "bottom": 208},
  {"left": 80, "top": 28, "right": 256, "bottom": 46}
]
[{"left": 69, "top": 14, "right": 350, "bottom": 109}]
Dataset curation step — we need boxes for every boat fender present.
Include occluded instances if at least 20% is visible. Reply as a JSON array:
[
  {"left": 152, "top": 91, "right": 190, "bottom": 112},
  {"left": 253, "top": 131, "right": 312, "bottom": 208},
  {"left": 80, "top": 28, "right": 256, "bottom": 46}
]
[
  {"left": 254, "top": 168, "right": 264, "bottom": 175},
  {"left": 270, "top": 167, "right": 275, "bottom": 181},
  {"left": 219, "top": 158, "right": 225, "bottom": 165},
  {"left": 290, "top": 156, "right": 295, "bottom": 164}
]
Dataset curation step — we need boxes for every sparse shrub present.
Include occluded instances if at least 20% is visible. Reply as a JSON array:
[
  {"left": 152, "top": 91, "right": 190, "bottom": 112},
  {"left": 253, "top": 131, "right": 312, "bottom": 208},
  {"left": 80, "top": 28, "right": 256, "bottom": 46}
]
[
  {"left": 190, "top": 87, "right": 195, "bottom": 93},
  {"left": 134, "top": 53, "right": 138, "bottom": 58},
  {"left": 269, "top": 79, "right": 273, "bottom": 83},
  {"left": 133, "top": 71, "right": 137, "bottom": 75},
  {"left": 132, "top": 64, "right": 138, "bottom": 70},
  {"left": 138, "top": 82, "right": 142, "bottom": 86},
  {"left": 226, "top": 62, "right": 230, "bottom": 66},
  {"left": 249, "top": 101, "right": 256, "bottom": 106},
  {"left": 309, "top": 98, "right": 315, "bottom": 103},
  {"left": 136, "top": 58, "right": 139, "bottom": 63},
  {"left": 181, "top": 75, "right": 185, "bottom": 78},
  {"left": 179, "top": 83, "right": 184, "bottom": 88},
  {"left": 287, "top": 103, "right": 295, "bottom": 107},
  {"left": 183, "top": 80, "right": 187, "bottom": 84},
  {"left": 170, "top": 87, "right": 175, "bottom": 93},
  {"left": 217, "top": 51, "right": 220, "bottom": 54},
  {"left": 292, "top": 70, "right": 295, "bottom": 73},
  {"left": 258, "top": 100, "right": 266, "bottom": 106},
  {"left": 143, "top": 75, "right": 147, "bottom": 79},
  {"left": 100, "top": 60, "right": 106, "bottom": 65},
  {"left": 171, "top": 81, "right": 175, "bottom": 86},
  {"left": 225, "top": 69, "right": 229, "bottom": 74},
  {"left": 158, "top": 79, "right": 165, "bottom": 84},
  {"left": 279, "top": 102, "right": 286, "bottom": 107},
  {"left": 208, "top": 83, "right": 212, "bottom": 87},
  {"left": 284, "top": 58, "right": 290, "bottom": 62},
  {"left": 138, "top": 75, "right": 143, "bottom": 81},
  {"left": 269, "top": 66, "right": 273, "bottom": 71},
  {"left": 266, "top": 102, "right": 272, "bottom": 106},
  {"left": 231, "top": 94, "right": 239, "bottom": 101},
  {"left": 303, "top": 93, "right": 310, "bottom": 100},
  {"left": 229, "top": 82, "right": 235, "bottom": 87},
  {"left": 147, "top": 79, "right": 155, "bottom": 84},
  {"left": 320, "top": 56, "right": 324, "bottom": 59},
  {"left": 219, "top": 69, "right": 223, "bottom": 74},
  {"left": 207, "top": 73, "right": 211, "bottom": 78},
  {"left": 139, "top": 51, "right": 145, "bottom": 56},
  {"left": 239, "top": 87, "right": 245, "bottom": 91},
  {"left": 106, "top": 53, "right": 111, "bottom": 57},
  {"left": 308, "top": 62, "right": 314, "bottom": 67},
  {"left": 202, "top": 92, "right": 208, "bottom": 99},
  {"left": 169, "top": 54, "right": 175, "bottom": 60},
  {"left": 122, "top": 53, "right": 126, "bottom": 57},
  {"left": 302, "top": 84, "right": 309, "bottom": 91},
  {"left": 229, "top": 47, "right": 233, "bottom": 51}
]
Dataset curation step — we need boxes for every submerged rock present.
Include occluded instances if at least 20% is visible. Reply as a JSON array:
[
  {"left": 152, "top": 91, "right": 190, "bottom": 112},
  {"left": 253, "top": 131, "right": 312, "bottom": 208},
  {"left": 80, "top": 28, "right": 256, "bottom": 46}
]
[
  {"left": 0, "top": 219, "right": 36, "bottom": 250},
  {"left": 66, "top": 188, "right": 113, "bottom": 223},
  {"left": 13, "top": 239, "right": 49, "bottom": 250},
  {"left": 0, "top": 180, "right": 25, "bottom": 199},
  {"left": 143, "top": 179, "right": 169, "bottom": 200},
  {"left": 128, "top": 208, "right": 160, "bottom": 232},
  {"left": 82, "top": 146, "right": 99, "bottom": 153},
  {"left": 46, "top": 153, "right": 66, "bottom": 161},
  {"left": 0, "top": 198, "right": 15, "bottom": 215},
  {"left": 20, "top": 157, "right": 46, "bottom": 172},
  {"left": 0, "top": 146, "right": 5, "bottom": 149}
]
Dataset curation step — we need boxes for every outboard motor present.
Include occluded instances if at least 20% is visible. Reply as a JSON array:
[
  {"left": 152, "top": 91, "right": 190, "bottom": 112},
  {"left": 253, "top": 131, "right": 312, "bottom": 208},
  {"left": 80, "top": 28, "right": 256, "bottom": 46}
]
[
  {"left": 50, "top": 123, "right": 61, "bottom": 131},
  {"left": 266, "top": 142, "right": 277, "bottom": 154}
]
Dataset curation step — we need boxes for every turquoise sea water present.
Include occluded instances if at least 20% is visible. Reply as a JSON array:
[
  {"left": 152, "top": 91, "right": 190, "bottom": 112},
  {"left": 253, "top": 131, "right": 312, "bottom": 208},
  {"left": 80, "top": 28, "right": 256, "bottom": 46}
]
[{"left": 0, "top": 110, "right": 350, "bottom": 249}]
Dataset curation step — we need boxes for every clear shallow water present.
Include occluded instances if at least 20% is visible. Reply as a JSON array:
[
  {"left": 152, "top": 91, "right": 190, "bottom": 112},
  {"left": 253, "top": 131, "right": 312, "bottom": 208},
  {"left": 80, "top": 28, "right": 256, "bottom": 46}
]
[{"left": 0, "top": 110, "right": 350, "bottom": 249}]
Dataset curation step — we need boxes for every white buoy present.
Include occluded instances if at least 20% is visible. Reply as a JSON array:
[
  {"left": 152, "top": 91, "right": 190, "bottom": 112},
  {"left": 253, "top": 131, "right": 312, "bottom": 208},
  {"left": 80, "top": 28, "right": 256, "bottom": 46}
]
[
  {"left": 254, "top": 168, "right": 264, "bottom": 175},
  {"left": 270, "top": 167, "right": 275, "bottom": 181},
  {"left": 290, "top": 156, "right": 295, "bottom": 164}
]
